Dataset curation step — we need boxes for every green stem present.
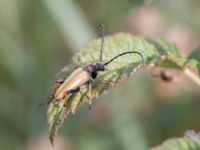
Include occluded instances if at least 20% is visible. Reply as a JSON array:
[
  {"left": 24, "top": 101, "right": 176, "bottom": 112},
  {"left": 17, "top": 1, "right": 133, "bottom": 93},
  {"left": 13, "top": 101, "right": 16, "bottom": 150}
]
[{"left": 184, "top": 68, "right": 200, "bottom": 87}]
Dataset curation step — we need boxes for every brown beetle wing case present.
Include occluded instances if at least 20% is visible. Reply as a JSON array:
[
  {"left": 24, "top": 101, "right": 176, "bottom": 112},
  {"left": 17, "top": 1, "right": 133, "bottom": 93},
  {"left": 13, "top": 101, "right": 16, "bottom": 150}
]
[{"left": 54, "top": 67, "right": 90, "bottom": 100}]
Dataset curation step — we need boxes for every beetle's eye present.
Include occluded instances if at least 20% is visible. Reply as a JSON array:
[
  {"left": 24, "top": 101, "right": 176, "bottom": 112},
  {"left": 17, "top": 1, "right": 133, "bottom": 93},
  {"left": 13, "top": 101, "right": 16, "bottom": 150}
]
[
  {"left": 96, "top": 63, "right": 104, "bottom": 71},
  {"left": 100, "top": 65, "right": 104, "bottom": 71}
]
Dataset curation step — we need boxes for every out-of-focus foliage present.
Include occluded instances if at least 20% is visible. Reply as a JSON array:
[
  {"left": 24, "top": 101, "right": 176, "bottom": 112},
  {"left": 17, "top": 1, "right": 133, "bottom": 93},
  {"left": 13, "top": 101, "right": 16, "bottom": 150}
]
[{"left": 0, "top": 0, "right": 200, "bottom": 150}]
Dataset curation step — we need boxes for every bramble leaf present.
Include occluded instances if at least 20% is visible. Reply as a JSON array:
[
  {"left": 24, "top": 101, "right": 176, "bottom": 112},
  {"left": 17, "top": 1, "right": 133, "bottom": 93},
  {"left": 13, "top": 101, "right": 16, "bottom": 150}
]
[
  {"left": 148, "top": 37, "right": 180, "bottom": 56},
  {"left": 150, "top": 131, "right": 200, "bottom": 150},
  {"left": 47, "top": 33, "right": 200, "bottom": 145},
  {"left": 47, "top": 33, "right": 158, "bottom": 144}
]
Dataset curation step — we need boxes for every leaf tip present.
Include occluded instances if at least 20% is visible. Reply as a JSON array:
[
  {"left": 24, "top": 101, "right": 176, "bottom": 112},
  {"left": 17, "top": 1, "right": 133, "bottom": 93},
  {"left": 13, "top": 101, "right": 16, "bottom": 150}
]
[{"left": 49, "top": 136, "right": 55, "bottom": 147}]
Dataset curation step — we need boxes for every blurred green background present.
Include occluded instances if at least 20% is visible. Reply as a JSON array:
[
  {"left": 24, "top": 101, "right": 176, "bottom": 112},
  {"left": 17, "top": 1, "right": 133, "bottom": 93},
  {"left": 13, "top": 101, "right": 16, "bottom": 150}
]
[{"left": 0, "top": 0, "right": 200, "bottom": 149}]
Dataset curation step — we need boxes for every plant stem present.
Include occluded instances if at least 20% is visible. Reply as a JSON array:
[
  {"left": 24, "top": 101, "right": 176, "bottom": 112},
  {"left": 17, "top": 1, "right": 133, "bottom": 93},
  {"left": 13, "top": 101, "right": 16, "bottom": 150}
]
[{"left": 184, "top": 68, "right": 200, "bottom": 87}]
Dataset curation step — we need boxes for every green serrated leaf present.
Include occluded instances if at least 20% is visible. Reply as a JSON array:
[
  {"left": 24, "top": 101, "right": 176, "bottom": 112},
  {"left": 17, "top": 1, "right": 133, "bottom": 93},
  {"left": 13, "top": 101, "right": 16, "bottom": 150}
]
[
  {"left": 74, "top": 33, "right": 158, "bottom": 65},
  {"left": 46, "top": 33, "right": 200, "bottom": 145},
  {"left": 148, "top": 37, "right": 180, "bottom": 56},
  {"left": 150, "top": 131, "right": 200, "bottom": 150},
  {"left": 47, "top": 100, "right": 69, "bottom": 145},
  {"left": 71, "top": 33, "right": 159, "bottom": 110},
  {"left": 155, "top": 53, "right": 187, "bottom": 69},
  {"left": 149, "top": 38, "right": 200, "bottom": 75},
  {"left": 47, "top": 33, "right": 159, "bottom": 144},
  {"left": 148, "top": 37, "right": 188, "bottom": 70},
  {"left": 187, "top": 47, "right": 200, "bottom": 74},
  {"left": 151, "top": 38, "right": 200, "bottom": 86}
]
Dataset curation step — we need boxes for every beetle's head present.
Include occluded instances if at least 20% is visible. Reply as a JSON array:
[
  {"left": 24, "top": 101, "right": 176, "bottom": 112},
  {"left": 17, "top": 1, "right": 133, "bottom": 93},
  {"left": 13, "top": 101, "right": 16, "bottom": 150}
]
[{"left": 96, "top": 63, "right": 105, "bottom": 71}]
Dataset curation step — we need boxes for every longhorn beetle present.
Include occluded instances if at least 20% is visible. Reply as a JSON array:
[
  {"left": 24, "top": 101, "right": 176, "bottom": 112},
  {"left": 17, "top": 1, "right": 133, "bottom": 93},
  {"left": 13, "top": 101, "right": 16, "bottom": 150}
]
[{"left": 50, "top": 24, "right": 144, "bottom": 107}]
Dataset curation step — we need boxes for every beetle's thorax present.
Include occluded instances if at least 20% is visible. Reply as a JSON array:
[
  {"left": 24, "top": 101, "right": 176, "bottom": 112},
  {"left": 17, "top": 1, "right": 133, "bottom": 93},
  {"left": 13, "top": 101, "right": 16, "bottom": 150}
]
[
  {"left": 84, "top": 63, "right": 104, "bottom": 73},
  {"left": 84, "top": 63, "right": 105, "bottom": 79}
]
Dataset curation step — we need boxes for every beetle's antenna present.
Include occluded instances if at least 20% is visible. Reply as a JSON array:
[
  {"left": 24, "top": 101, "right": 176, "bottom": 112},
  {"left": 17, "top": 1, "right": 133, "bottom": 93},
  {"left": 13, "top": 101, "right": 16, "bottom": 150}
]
[
  {"left": 104, "top": 51, "right": 144, "bottom": 66},
  {"left": 98, "top": 24, "right": 104, "bottom": 62}
]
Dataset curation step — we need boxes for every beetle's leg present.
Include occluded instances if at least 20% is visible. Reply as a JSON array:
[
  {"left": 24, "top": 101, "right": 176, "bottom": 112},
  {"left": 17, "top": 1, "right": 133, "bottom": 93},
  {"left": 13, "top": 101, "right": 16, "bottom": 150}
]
[
  {"left": 87, "top": 82, "right": 92, "bottom": 109},
  {"left": 81, "top": 80, "right": 93, "bottom": 109},
  {"left": 63, "top": 87, "right": 80, "bottom": 107},
  {"left": 73, "top": 80, "right": 93, "bottom": 109},
  {"left": 67, "top": 87, "right": 81, "bottom": 94},
  {"left": 62, "top": 80, "right": 94, "bottom": 107},
  {"left": 44, "top": 85, "right": 81, "bottom": 107}
]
